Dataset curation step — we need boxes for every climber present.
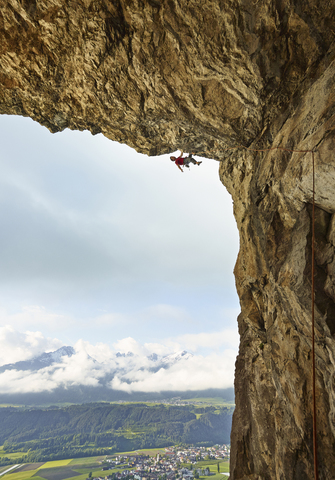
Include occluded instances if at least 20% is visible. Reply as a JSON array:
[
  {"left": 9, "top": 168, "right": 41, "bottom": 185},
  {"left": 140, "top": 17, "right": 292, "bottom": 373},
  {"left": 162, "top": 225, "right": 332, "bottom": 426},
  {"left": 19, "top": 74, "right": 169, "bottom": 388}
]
[{"left": 170, "top": 151, "right": 202, "bottom": 172}]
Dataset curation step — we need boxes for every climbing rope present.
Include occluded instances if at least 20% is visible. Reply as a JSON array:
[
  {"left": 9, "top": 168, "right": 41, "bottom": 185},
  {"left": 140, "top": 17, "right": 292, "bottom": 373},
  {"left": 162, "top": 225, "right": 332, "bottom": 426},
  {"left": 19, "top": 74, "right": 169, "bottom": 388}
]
[
  {"left": 242, "top": 145, "right": 318, "bottom": 479},
  {"left": 312, "top": 150, "right": 318, "bottom": 480},
  {"left": 215, "top": 143, "right": 319, "bottom": 479}
]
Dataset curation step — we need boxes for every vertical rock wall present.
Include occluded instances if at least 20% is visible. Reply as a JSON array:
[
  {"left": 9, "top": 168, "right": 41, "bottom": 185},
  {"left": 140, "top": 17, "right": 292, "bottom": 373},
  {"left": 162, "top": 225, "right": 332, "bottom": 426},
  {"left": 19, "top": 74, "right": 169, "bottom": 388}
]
[
  {"left": 222, "top": 60, "right": 335, "bottom": 479},
  {"left": 1, "top": 0, "right": 335, "bottom": 478}
]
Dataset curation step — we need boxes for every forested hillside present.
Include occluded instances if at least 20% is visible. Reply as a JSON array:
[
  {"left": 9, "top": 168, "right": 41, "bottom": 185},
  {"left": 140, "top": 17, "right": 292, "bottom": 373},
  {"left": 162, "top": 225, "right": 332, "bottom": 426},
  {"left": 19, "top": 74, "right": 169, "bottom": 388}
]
[{"left": 0, "top": 403, "right": 232, "bottom": 465}]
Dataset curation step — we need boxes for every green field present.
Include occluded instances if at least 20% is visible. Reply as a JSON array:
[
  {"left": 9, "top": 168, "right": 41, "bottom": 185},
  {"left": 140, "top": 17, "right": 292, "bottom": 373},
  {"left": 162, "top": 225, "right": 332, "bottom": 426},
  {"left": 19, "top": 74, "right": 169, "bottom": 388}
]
[
  {"left": 200, "top": 462, "right": 230, "bottom": 474},
  {"left": 0, "top": 446, "right": 25, "bottom": 459},
  {"left": 199, "top": 474, "right": 229, "bottom": 480},
  {"left": 0, "top": 451, "right": 230, "bottom": 480},
  {"left": 114, "top": 447, "right": 166, "bottom": 456},
  {"left": 0, "top": 451, "right": 139, "bottom": 480},
  {"left": 41, "top": 462, "right": 72, "bottom": 469},
  {"left": 0, "top": 405, "right": 24, "bottom": 408},
  {"left": 0, "top": 466, "right": 15, "bottom": 474},
  {"left": 1, "top": 469, "right": 39, "bottom": 480},
  {"left": 182, "top": 460, "right": 230, "bottom": 476},
  {"left": 1, "top": 465, "right": 127, "bottom": 480},
  {"left": 68, "top": 457, "right": 104, "bottom": 466},
  {"left": 1, "top": 463, "right": 91, "bottom": 480},
  {"left": 184, "top": 398, "right": 235, "bottom": 407},
  {"left": 0, "top": 452, "right": 25, "bottom": 459}
]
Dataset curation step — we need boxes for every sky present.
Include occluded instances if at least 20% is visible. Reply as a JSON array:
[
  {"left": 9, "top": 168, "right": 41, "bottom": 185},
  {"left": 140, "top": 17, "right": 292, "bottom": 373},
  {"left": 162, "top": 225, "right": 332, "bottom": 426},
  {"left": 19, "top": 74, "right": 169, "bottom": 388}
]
[{"left": 0, "top": 114, "right": 240, "bottom": 394}]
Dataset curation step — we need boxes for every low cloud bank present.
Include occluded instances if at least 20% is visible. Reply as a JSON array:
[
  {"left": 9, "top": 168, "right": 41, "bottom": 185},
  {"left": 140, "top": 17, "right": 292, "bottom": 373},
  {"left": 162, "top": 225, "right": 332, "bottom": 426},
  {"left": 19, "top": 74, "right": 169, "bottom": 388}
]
[
  {"left": 0, "top": 328, "right": 238, "bottom": 394},
  {"left": 0, "top": 325, "right": 62, "bottom": 365},
  {"left": 111, "top": 351, "right": 236, "bottom": 393}
]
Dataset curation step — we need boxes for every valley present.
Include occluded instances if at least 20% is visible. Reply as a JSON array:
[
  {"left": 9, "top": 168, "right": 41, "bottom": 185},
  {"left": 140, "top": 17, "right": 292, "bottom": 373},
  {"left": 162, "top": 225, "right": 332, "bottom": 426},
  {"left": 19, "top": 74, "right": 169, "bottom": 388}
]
[
  {"left": 0, "top": 404, "right": 232, "bottom": 467},
  {"left": 0, "top": 446, "right": 230, "bottom": 480}
]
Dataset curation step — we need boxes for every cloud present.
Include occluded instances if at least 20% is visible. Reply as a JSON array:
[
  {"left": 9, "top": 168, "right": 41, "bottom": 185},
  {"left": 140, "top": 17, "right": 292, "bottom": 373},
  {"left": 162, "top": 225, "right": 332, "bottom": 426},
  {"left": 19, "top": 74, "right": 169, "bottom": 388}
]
[
  {"left": 140, "top": 304, "right": 192, "bottom": 323},
  {"left": 92, "top": 312, "right": 128, "bottom": 327},
  {"left": 113, "top": 337, "right": 146, "bottom": 356},
  {"left": 75, "top": 339, "right": 118, "bottom": 364},
  {"left": 0, "top": 115, "right": 239, "bottom": 300},
  {"left": 0, "top": 305, "right": 75, "bottom": 332},
  {"left": 0, "top": 369, "right": 58, "bottom": 394},
  {"left": 0, "top": 353, "right": 103, "bottom": 394},
  {"left": 0, "top": 329, "right": 237, "bottom": 394},
  {"left": 49, "top": 350, "right": 104, "bottom": 387},
  {"left": 111, "top": 352, "right": 236, "bottom": 393},
  {"left": 0, "top": 116, "right": 240, "bottom": 374},
  {"left": 0, "top": 325, "right": 62, "bottom": 366},
  {"left": 173, "top": 328, "right": 240, "bottom": 352}
]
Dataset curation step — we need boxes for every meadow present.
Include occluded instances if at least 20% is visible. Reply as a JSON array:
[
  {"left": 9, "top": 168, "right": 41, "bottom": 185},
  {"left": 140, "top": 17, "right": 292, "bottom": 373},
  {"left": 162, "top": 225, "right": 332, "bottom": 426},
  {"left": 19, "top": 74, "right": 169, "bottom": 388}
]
[
  {"left": 0, "top": 453, "right": 230, "bottom": 480},
  {"left": 197, "top": 463, "right": 230, "bottom": 475},
  {"left": 0, "top": 457, "right": 103, "bottom": 480},
  {"left": 181, "top": 399, "right": 234, "bottom": 408},
  {"left": 0, "top": 448, "right": 26, "bottom": 460},
  {"left": 113, "top": 449, "right": 166, "bottom": 456}
]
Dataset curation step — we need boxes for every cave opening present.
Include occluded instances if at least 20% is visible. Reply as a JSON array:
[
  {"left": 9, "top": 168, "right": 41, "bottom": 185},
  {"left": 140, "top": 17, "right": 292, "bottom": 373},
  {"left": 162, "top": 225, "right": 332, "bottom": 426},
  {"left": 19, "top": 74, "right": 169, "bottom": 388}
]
[{"left": 0, "top": 113, "right": 239, "bottom": 407}]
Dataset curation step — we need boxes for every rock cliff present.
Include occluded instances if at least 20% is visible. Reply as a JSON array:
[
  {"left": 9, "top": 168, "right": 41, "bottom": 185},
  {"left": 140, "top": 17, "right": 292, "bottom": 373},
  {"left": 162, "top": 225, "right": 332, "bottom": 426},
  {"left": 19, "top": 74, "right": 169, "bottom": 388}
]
[{"left": 1, "top": 0, "right": 335, "bottom": 478}]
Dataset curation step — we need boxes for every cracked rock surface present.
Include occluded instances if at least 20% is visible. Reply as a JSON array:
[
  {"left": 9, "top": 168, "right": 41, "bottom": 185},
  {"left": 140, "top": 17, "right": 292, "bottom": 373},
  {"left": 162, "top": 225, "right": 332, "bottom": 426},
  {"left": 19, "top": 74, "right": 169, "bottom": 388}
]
[{"left": 1, "top": 1, "right": 335, "bottom": 478}]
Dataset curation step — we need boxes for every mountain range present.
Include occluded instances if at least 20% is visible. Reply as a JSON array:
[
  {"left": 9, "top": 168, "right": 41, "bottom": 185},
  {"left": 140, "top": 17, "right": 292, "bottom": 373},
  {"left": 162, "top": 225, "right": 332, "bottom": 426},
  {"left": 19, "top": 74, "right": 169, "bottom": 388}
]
[
  {"left": 0, "top": 347, "right": 233, "bottom": 406},
  {"left": 0, "top": 346, "right": 194, "bottom": 373},
  {"left": 0, "top": 346, "right": 76, "bottom": 373}
]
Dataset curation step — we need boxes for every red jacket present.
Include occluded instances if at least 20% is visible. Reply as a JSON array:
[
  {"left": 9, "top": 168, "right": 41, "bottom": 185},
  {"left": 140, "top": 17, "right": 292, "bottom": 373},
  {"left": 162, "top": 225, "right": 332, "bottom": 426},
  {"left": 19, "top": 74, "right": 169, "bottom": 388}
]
[{"left": 175, "top": 156, "right": 184, "bottom": 165}]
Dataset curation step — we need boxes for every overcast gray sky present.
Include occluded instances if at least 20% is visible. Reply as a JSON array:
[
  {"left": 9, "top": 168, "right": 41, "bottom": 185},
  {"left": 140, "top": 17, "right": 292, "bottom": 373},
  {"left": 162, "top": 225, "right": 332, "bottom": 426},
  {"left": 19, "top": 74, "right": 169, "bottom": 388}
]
[{"left": 0, "top": 114, "right": 240, "bottom": 393}]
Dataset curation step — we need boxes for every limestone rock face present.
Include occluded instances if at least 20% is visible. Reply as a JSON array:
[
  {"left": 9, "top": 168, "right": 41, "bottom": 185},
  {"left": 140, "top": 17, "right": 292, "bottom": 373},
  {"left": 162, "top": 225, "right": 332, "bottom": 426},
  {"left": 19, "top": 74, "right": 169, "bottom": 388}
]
[{"left": 1, "top": 0, "right": 335, "bottom": 478}]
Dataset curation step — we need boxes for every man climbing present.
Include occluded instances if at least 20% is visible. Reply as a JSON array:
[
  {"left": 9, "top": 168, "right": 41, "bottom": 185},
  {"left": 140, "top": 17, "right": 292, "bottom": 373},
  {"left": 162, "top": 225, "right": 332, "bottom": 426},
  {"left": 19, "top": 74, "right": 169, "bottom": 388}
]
[{"left": 170, "top": 151, "right": 202, "bottom": 172}]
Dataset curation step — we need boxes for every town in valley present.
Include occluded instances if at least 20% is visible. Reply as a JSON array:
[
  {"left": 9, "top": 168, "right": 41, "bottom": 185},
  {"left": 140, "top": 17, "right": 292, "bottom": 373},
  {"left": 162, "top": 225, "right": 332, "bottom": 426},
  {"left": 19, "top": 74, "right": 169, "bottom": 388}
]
[{"left": 99, "top": 444, "right": 230, "bottom": 480}]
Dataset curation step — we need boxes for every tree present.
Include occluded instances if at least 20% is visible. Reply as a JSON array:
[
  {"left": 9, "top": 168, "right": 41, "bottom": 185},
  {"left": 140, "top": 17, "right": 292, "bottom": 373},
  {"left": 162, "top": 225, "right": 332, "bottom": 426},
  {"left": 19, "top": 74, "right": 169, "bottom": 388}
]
[{"left": 217, "top": 463, "right": 220, "bottom": 473}]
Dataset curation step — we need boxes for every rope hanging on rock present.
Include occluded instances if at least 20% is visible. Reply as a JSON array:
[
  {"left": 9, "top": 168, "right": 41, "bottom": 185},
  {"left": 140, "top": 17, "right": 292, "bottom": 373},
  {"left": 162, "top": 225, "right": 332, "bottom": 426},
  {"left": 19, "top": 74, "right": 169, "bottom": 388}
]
[
  {"left": 244, "top": 145, "right": 318, "bottom": 480},
  {"left": 311, "top": 150, "right": 318, "bottom": 480},
  {"left": 216, "top": 143, "right": 319, "bottom": 479}
]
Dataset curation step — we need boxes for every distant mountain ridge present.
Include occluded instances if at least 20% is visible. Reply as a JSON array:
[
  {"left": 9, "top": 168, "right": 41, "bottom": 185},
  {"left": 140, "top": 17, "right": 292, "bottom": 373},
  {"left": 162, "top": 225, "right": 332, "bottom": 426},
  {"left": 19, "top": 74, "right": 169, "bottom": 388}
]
[
  {"left": 160, "top": 350, "right": 193, "bottom": 364},
  {"left": 0, "top": 346, "right": 193, "bottom": 373},
  {"left": 0, "top": 346, "right": 233, "bottom": 406},
  {"left": 0, "top": 346, "right": 76, "bottom": 373}
]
